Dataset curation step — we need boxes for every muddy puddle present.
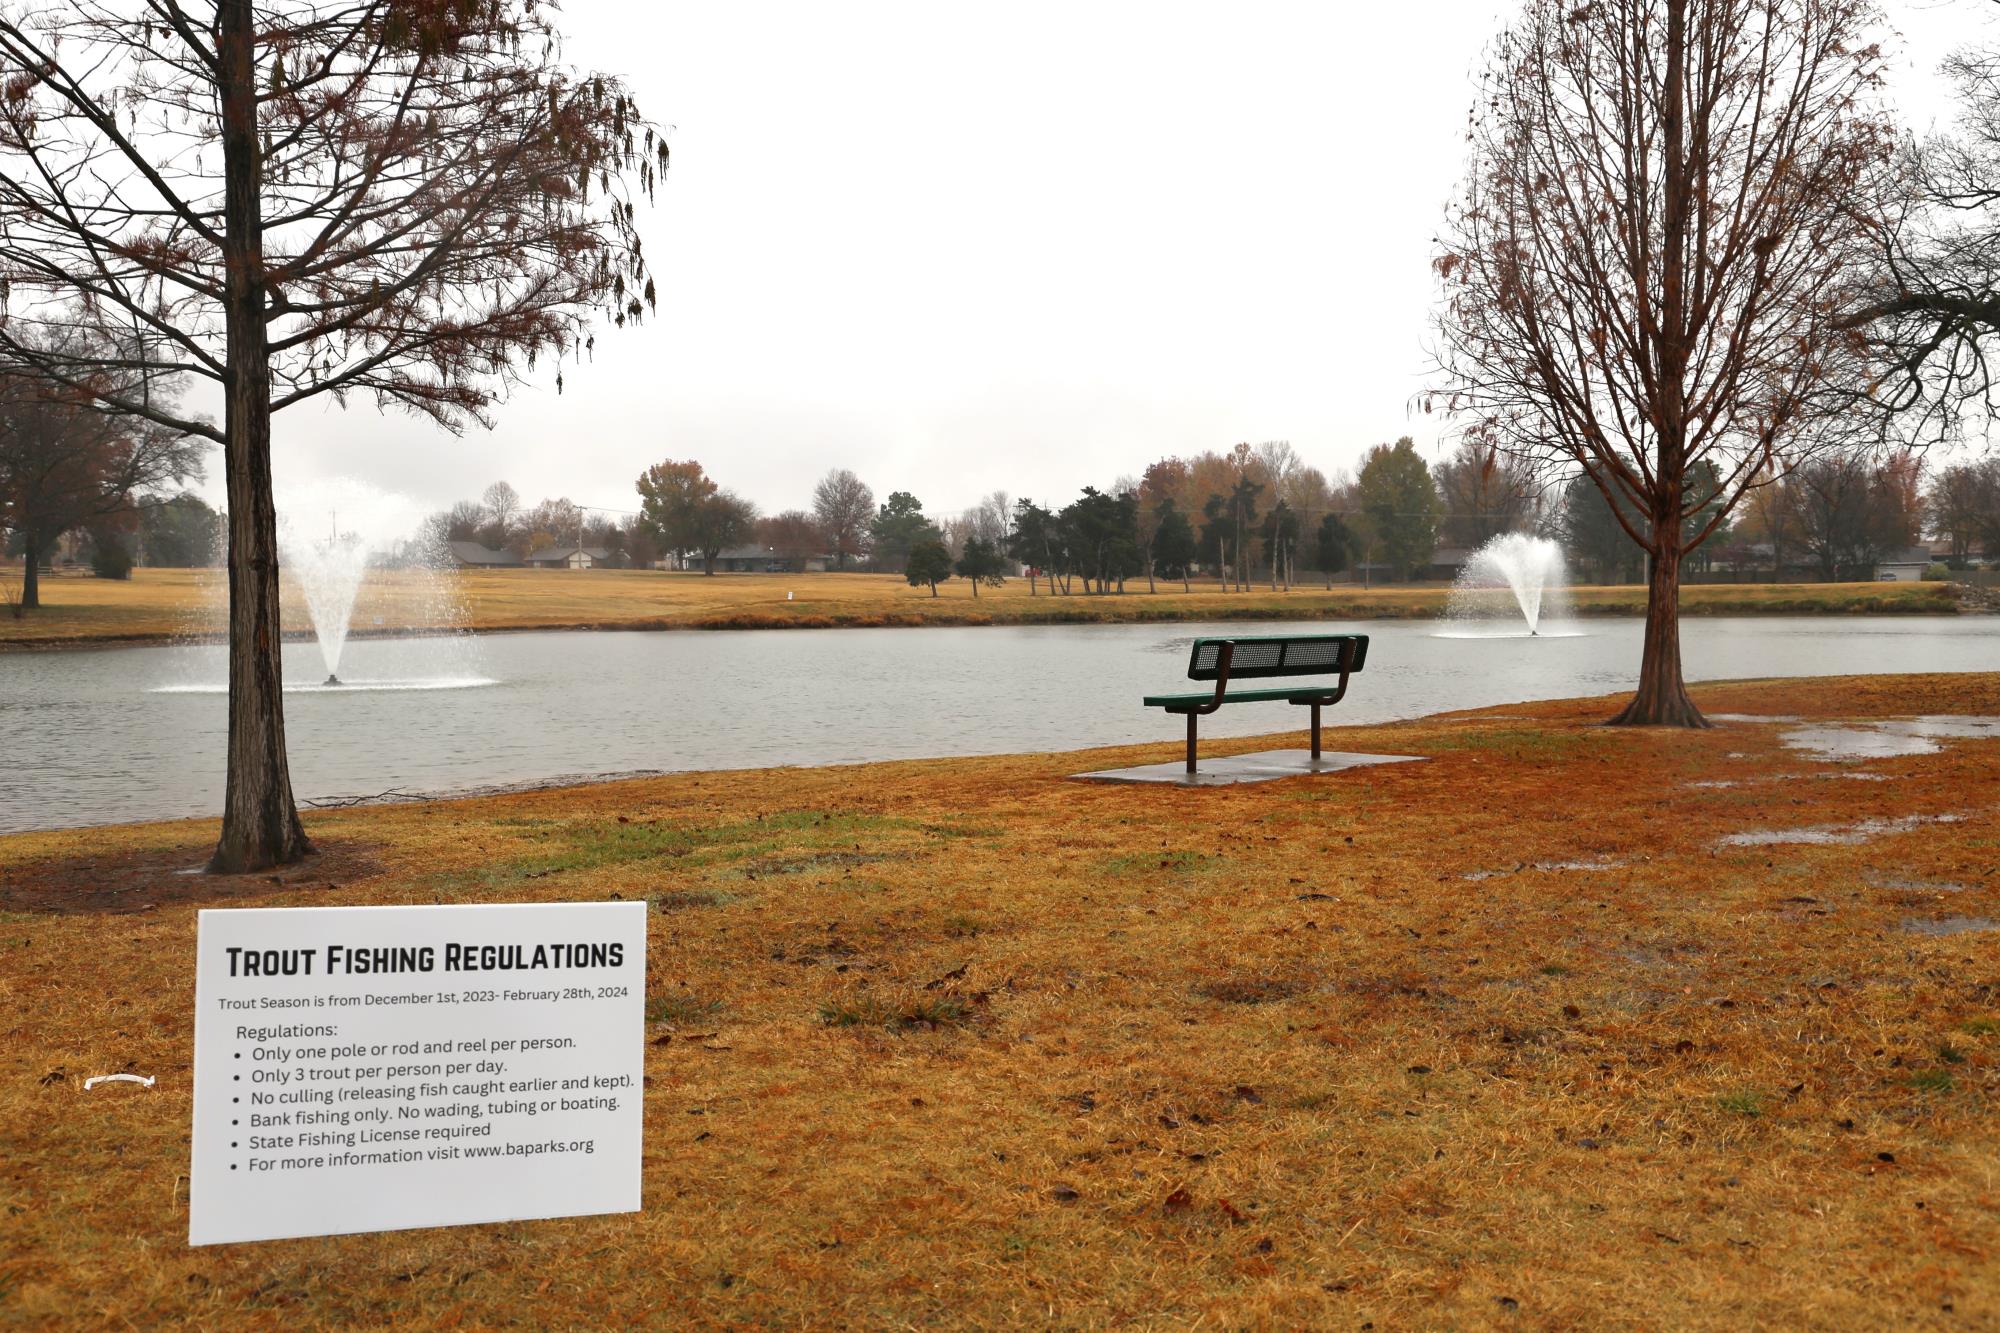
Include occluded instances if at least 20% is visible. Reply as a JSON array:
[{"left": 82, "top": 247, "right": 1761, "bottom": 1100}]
[
  {"left": 1903, "top": 916, "right": 2000, "bottom": 937},
  {"left": 1463, "top": 859, "right": 1626, "bottom": 882},
  {"left": 1781, "top": 716, "right": 2000, "bottom": 762},
  {"left": 1689, "top": 772, "right": 1890, "bottom": 790},
  {"left": 1717, "top": 813, "right": 1967, "bottom": 848},
  {"left": 1866, "top": 873, "right": 1971, "bottom": 894}
]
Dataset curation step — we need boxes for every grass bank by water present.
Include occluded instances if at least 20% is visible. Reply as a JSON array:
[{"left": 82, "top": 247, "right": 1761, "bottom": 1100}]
[
  {"left": 2, "top": 675, "right": 1997, "bottom": 1325},
  {"left": 0, "top": 565, "right": 1970, "bottom": 650}
]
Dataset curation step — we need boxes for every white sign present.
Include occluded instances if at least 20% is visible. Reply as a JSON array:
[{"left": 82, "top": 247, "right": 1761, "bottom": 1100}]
[{"left": 190, "top": 901, "right": 645, "bottom": 1246}]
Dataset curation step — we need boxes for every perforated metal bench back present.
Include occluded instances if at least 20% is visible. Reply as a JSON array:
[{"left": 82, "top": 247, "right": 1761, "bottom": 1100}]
[{"left": 1186, "top": 634, "right": 1368, "bottom": 681}]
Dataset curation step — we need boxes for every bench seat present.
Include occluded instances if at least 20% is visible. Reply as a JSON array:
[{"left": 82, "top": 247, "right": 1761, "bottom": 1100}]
[{"left": 1142, "top": 686, "right": 1346, "bottom": 708}]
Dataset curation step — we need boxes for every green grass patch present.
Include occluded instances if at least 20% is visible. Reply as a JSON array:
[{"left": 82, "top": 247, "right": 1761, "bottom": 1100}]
[
  {"left": 1103, "top": 849, "right": 1215, "bottom": 876},
  {"left": 648, "top": 992, "right": 726, "bottom": 1026},
  {"left": 818, "top": 996, "right": 972, "bottom": 1032},
  {"left": 1420, "top": 728, "right": 1601, "bottom": 759},
  {"left": 732, "top": 850, "right": 898, "bottom": 878},
  {"left": 1717, "top": 1091, "right": 1764, "bottom": 1116},
  {"left": 1907, "top": 1070, "right": 1956, "bottom": 1094},
  {"left": 918, "top": 821, "right": 1008, "bottom": 840},
  {"left": 651, "top": 889, "right": 740, "bottom": 912},
  {"left": 426, "top": 810, "right": 956, "bottom": 889}
]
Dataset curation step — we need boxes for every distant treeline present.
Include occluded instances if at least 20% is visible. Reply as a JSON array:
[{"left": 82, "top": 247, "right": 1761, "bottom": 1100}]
[{"left": 411, "top": 440, "right": 1996, "bottom": 591}]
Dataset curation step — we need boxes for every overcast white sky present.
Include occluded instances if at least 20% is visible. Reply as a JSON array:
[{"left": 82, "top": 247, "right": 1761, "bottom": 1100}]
[{"left": 218, "top": 0, "right": 1991, "bottom": 526}]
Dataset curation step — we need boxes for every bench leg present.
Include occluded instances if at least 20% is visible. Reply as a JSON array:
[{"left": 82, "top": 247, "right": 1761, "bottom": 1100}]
[
  {"left": 1311, "top": 702, "right": 1321, "bottom": 760},
  {"left": 1185, "top": 712, "right": 1198, "bottom": 774}
]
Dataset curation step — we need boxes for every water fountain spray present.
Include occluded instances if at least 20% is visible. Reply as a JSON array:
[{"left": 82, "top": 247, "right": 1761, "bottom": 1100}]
[
  {"left": 1440, "top": 533, "right": 1576, "bottom": 637},
  {"left": 274, "top": 479, "right": 445, "bottom": 688}
]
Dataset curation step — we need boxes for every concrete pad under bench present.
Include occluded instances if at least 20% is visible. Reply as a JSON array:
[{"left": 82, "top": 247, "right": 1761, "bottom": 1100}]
[{"left": 1072, "top": 749, "right": 1425, "bottom": 787}]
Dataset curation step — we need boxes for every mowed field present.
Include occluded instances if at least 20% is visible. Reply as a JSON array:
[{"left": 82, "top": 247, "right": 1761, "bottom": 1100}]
[
  {"left": 2, "top": 675, "right": 1998, "bottom": 1325},
  {"left": 0, "top": 564, "right": 1967, "bottom": 648}
]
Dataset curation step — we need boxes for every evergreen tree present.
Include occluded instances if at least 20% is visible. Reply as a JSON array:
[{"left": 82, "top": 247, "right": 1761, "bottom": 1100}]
[
  {"left": 869, "top": 492, "right": 938, "bottom": 570},
  {"left": 905, "top": 539, "right": 954, "bottom": 596},
  {"left": 1355, "top": 437, "right": 1441, "bottom": 581},
  {"left": 1312, "top": 512, "right": 1354, "bottom": 588},
  {"left": 1152, "top": 500, "right": 1198, "bottom": 592},
  {"left": 954, "top": 536, "right": 1007, "bottom": 597}
]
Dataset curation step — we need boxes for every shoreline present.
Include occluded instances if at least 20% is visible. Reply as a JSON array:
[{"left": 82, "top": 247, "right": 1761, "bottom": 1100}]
[
  {"left": 2, "top": 667, "right": 1991, "bottom": 839},
  {"left": 0, "top": 578, "right": 1977, "bottom": 652}
]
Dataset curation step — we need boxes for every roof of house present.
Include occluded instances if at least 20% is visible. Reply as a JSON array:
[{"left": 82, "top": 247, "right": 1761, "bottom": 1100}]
[
  {"left": 446, "top": 540, "right": 519, "bottom": 566},
  {"left": 525, "top": 545, "right": 613, "bottom": 563},
  {"left": 1878, "top": 546, "right": 1935, "bottom": 566},
  {"left": 712, "top": 545, "right": 778, "bottom": 561}
]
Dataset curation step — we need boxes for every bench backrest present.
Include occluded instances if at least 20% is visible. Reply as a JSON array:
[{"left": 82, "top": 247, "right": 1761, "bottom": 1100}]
[{"left": 1186, "top": 634, "right": 1368, "bottom": 681}]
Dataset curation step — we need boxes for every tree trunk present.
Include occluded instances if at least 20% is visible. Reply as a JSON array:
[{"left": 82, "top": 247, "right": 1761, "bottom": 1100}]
[
  {"left": 1610, "top": 526, "right": 1707, "bottom": 727},
  {"left": 209, "top": 0, "right": 311, "bottom": 873},
  {"left": 929, "top": 581, "right": 938, "bottom": 598},
  {"left": 20, "top": 532, "right": 40, "bottom": 609},
  {"left": 970, "top": 577, "right": 978, "bottom": 598},
  {"left": 1608, "top": 0, "right": 1704, "bottom": 732}
]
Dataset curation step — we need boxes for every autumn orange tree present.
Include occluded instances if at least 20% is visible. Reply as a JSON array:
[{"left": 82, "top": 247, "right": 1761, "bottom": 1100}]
[
  {"left": 1432, "top": 0, "right": 1895, "bottom": 725},
  {"left": 0, "top": 0, "right": 663, "bottom": 869}
]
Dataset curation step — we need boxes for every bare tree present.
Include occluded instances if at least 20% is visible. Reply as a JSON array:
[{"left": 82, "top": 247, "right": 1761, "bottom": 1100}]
[
  {"left": 0, "top": 0, "right": 660, "bottom": 868},
  {"left": 755, "top": 509, "right": 826, "bottom": 571},
  {"left": 0, "top": 325, "right": 204, "bottom": 608},
  {"left": 1928, "top": 458, "right": 2000, "bottom": 564},
  {"left": 1850, "top": 28, "right": 2000, "bottom": 433},
  {"left": 481, "top": 481, "right": 522, "bottom": 545},
  {"left": 1434, "top": 439, "right": 1539, "bottom": 550},
  {"left": 690, "top": 491, "right": 756, "bottom": 576},
  {"left": 1253, "top": 440, "right": 1299, "bottom": 496},
  {"left": 812, "top": 468, "right": 874, "bottom": 570},
  {"left": 1788, "top": 450, "right": 1923, "bottom": 579},
  {"left": 979, "top": 490, "right": 1012, "bottom": 547},
  {"left": 1432, "top": 0, "right": 1894, "bottom": 725}
]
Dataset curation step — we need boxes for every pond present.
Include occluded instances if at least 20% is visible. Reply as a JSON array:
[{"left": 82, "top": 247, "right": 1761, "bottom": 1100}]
[{"left": 0, "top": 615, "right": 1993, "bottom": 833}]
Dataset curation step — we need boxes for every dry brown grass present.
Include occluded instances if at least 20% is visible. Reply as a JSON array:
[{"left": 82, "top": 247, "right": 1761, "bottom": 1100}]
[
  {"left": 0, "top": 564, "right": 1964, "bottom": 649},
  {"left": 2, "top": 674, "right": 1999, "bottom": 1326}
]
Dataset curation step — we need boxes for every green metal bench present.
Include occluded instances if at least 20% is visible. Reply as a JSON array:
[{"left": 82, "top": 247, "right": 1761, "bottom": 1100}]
[{"left": 1143, "top": 634, "right": 1370, "bottom": 773}]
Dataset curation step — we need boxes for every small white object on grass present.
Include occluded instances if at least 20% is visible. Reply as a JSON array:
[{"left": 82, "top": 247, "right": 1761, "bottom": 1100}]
[
  {"left": 84, "top": 1073, "right": 156, "bottom": 1091},
  {"left": 787, "top": 591, "right": 794, "bottom": 600}
]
